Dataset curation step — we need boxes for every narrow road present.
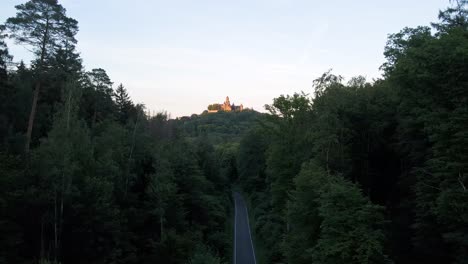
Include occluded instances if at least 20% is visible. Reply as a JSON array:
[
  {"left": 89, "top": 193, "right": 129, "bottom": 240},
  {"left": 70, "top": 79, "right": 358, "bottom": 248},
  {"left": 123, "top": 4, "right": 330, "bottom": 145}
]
[{"left": 233, "top": 192, "right": 257, "bottom": 264}]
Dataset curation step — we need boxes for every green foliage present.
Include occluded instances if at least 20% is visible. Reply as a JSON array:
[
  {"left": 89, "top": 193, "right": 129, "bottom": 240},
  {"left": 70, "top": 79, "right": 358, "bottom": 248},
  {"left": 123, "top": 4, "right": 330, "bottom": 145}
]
[
  {"left": 208, "top": 103, "right": 221, "bottom": 111},
  {"left": 284, "top": 162, "right": 389, "bottom": 264},
  {"left": 0, "top": 25, "right": 11, "bottom": 76},
  {"left": 237, "top": 128, "right": 268, "bottom": 196},
  {"left": 317, "top": 179, "right": 387, "bottom": 263},
  {"left": 5, "top": 0, "right": 78, "bottom": 61},
  {"left": 179, "top": 110, "right": 261, "bottom": 145},
  {"left": 114, "top": 83, "right": 134, "bottom": 124},
  {"left": 236, "top": 3, "right": 468, "bottom": 264},
  {"left": 80, "top": 68, "right": 116, "bottom": 125},
  {"left": 5, "top": 0, "right": 81, "bottom": 151},
  {"left": 188, "top": 245, "right": 225, "bottom": 264},
  {"left": 1, "top": 1, "right": 467, "bottom": 264},
  {"left": 0, "top": 153, "right": 25, "bottom": 264},
  {"left": 0, "top": 26, "right": 14, "bottom": 149},
  {"left": 432, "top": 0, "right": 468, "bottom": 33},
  {"left": 0, "top": 7, "right": 233, "bottom": 261},
  {"left": 383, "top": 11, "right": 468, "bottom": 262}
]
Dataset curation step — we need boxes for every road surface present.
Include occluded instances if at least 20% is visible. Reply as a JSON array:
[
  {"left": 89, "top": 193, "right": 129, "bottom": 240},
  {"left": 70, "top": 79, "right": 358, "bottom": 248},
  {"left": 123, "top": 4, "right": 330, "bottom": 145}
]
[{"left": 233, "top": 192, "right": 257, "bottom": 264}]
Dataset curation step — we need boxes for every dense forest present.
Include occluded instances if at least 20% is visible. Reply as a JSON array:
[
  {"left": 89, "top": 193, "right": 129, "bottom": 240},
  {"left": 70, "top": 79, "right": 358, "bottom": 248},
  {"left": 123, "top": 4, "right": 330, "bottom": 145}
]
[
  {"left": 0, "top": 0, "right": 467, "bottom": 264},
  {"left": 237, "top": 2, "right": 468, "bottom": 264},
  {"left": 0, "top": 1, "right": 260, "bottom": 263}
]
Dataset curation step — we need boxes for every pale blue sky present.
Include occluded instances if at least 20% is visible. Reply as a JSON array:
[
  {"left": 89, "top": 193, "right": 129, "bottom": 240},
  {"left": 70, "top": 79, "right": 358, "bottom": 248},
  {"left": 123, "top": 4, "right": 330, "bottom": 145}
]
[{"left": 1, "top": 0, "right": 448, "bottom": 117}]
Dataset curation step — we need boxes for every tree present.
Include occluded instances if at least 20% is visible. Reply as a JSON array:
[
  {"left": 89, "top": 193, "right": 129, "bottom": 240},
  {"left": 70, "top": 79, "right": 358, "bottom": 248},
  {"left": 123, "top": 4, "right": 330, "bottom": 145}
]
[
  {"left": 284, "top": 162, "right": 389, "bottom": 264},
  {"left": 49, "top": 41, "right": 82, "bottom": 81},
  {"left": 383, "top": 13, "right": 468, "bottom": 262},
  {"left": 312, "top": 69, "right": 343, "bottom": 97},
  {"left": 87, "top": 68, "right": 113, "bottom": 91},
  {"left": 32, "top": 81, "right": 94, "bottom": 263},
  {"left": 208, "top": 104, "right": 221, "bottom": 111},
  {"left": 237, "top": 128, "right": 268, "bottom": 196},
  {"left": 5, "top": 0, "right": 78, "bottom": 152},
  {"left": 114, "top": 83, "right": 133, "bottom": 124},
  {"left": 432, "top": 0, "right": 468, "bottom": 33},
  {"left": 81, "top": 68, "right": 116, "bottom": 125},
  {"left": 0, "top": 25, "right": 11, "bottom": 77},
  {"left": 189, "top": 245, "right": 225, "bottom": 264},
  {"left": 0, "top": 25, "right": 13, "bottom": 147},
  {"left": 312, "top": 177, "right": 388, "bottom": 264}
]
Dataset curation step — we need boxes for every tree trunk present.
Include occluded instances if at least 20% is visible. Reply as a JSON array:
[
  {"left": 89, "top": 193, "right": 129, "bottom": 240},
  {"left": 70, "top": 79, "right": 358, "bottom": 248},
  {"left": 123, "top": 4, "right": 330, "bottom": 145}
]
[
  {"left": 125, "top": 112, "right": 140, "bottom": 197},
  {"left": 54, "top": 188, "right": 58, "bottom": 263},
  {"left": 57, "top": 89, "right": 73, "bottom": 261},
  {"left": 326, "top": 141, "right": 331, "bottom": 176},
  {"left": 40, "top": 216, "right": 45, "bottom": 259},
  {"left": 160, "top": 213, "right": 164, "bottom": 242},
  {"left": 25, "top": 16, "right": 50, "bottom": 153},
  {"left": 25, "top": 81, "right": 41, "bottom": 152}
]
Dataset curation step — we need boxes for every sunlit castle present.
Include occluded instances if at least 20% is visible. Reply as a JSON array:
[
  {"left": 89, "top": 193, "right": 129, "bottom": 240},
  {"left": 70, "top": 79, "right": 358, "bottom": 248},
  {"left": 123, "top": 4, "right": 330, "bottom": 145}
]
[{"left": 207, "top": 96, "right": 244, "bottom": 113}]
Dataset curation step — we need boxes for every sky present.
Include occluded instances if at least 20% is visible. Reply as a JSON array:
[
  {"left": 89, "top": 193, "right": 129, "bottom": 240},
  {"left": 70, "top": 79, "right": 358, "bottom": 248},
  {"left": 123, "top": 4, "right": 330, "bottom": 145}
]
[{"left": 0, "top": 0, "right": 449, "bottom": 117}]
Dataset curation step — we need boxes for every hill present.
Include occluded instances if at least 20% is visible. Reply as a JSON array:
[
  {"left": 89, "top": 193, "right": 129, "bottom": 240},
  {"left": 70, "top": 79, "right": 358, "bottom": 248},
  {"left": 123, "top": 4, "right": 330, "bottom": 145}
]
[{"left": 177, "top": 110, "right": 263, "bottom": 145}]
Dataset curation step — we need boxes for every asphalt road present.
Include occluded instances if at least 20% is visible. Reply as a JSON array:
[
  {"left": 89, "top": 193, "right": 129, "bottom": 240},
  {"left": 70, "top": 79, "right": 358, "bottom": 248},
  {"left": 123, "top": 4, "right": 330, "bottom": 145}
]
[{"left": 233, "top": 192, "right": 257, "bottom": 264}]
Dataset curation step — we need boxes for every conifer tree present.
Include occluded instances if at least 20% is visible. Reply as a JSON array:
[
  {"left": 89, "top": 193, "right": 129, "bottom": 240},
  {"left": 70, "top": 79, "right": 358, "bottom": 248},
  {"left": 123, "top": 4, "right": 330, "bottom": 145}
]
[
  {"left": 114, "top": 83, "right": 133, "bottom": 124},
  {"left": 5, "top": 0, "right": 78, "bottom": 152}
]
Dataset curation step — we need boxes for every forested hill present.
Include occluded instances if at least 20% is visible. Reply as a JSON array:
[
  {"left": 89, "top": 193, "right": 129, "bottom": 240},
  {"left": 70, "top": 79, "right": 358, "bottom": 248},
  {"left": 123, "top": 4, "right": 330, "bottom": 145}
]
[
  {"left": 177, "top": 110, "right": 262, "bottom": 145},
  {"left": 1, "top": 0, "right": 467, "bottom": 264}
]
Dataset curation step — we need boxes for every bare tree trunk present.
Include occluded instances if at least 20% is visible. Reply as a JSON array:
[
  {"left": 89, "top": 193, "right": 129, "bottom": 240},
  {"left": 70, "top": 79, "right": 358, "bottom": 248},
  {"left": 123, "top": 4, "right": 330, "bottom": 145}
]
[
  {"left": 66, "top": 89, "right": 72, "bottom": 130},
  {"left": 326, "top": 141, "right": 331, "bottom": 176},
  {"left": 25, "top": 17, "right": 49, "bottom": 153},
  {"left": 54, "top": 188, "right": 58, "bottom": 263},
  {"left": 459, "top": 172, "right": 466, "bottom": 191},
  {"left": 340, "top": 127, "right": 344, "bottom": 169},
  {"left": 125, "top": 112, "right": 140, "bottom": 197},
  {"left": 25, "top": 82, "right": 41, "bottom": 153},
  {"left": 92, "top": 104, "right": 97, "bottom": 127},
  {"left": 160, "top": 213, "right": 164, "bottom": 242},
  {"left": 367, "top": 131, "right": 371, "bottom": 194},
  {"left": 57, "top": 88, "right": 73, "bottom": 261},
  {"left": 40, "top": 216, "right": 45, "bottom": 260}
]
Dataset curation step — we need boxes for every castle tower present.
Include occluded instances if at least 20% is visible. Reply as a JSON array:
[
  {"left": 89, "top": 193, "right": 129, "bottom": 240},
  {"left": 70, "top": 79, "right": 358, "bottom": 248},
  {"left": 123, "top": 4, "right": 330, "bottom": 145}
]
[{"left": 222, "top": 96, "right": 232, "bottom": 111}]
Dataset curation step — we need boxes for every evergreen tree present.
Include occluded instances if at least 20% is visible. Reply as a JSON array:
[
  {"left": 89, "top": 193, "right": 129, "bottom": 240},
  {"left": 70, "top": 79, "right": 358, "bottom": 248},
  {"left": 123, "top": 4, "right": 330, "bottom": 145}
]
[
  {"left": 81, "top": 68, "right": 116, "bottom": 125},
  {"left": 5, "top": 0, "right": 78, "bottom": 152},
  {"left": 0, "top": 25, "right": 13, "bottom": 148},
  {"left": 432, "top": 0, "right": 468, "bottom": 33},
  {"left": 0, "top": 25, "right": 11, "bottom": 77},
  {"left": 114, "top": 83, "right": 133, "bottom": 124}
]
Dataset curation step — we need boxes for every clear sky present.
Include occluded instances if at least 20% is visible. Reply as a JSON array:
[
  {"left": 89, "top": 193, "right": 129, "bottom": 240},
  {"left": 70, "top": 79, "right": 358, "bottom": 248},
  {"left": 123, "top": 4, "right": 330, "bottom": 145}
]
[{"left": 1, "top": 0, "right": 448, "bottom": 117}]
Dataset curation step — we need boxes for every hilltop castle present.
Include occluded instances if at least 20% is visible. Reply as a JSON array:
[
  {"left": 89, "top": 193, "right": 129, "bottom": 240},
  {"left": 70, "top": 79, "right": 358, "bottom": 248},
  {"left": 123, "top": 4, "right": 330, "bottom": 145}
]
[{"left": 207, "top": 96, "right": 244, "bottom": 113}]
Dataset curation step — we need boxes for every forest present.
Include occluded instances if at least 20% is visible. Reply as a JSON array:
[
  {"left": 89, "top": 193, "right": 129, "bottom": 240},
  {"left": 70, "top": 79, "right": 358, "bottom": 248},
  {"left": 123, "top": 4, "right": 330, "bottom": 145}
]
[{"left": 0, "top": 0, "right": 467, "bottom": 264}]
